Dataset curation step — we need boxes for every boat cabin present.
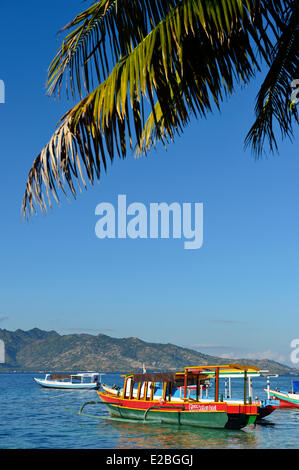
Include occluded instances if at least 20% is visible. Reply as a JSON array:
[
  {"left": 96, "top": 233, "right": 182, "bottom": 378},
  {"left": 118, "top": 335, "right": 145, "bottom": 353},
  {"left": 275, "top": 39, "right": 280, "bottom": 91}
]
[
  {"left": 44, "top": 373, "right": 101, "bottom": 384},
  {"left": 120, "top": 364, "right": 260, "bottom": 405}
]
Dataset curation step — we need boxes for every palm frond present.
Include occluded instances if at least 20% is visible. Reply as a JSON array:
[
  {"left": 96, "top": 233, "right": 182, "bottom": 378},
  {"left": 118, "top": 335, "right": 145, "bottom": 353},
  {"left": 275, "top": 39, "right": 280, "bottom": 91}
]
[
  {"left": 245, "top": 1, "right": 299, "bottom": 155},
  {"left": 48, "top": 0, "right": 279, "bottom": 99},
  {"left": 23, "top": 0, "right": 294, "bottom": 216},
  {"left": 47, "top": 0, "right": 179, "bottom": 98}
]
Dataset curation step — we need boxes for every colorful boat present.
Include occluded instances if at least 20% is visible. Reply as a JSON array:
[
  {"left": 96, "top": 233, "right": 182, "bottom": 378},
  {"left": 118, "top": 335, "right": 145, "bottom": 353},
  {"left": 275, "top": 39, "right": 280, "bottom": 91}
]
[
  {"left": 97, "top": 364, "right": 260, "bottom": 429},
  {"left": 34, "top": 372, "right": 103, "bottom": 390},
  {"left": 102, "top": 366, "right": 279, "bottom": 420},
  {"left": 267, "top": 380, "right": 299, "bottom": 408}
]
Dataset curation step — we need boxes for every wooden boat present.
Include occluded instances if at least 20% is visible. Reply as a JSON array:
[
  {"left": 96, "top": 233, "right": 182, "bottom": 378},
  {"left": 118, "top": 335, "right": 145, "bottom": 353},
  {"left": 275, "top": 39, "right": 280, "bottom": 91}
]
[
  {"left": 102, "top": 366, "right": 279, "bottom": 420},
  {"left": 97, "top": 364, "right": 260, "bottom": 429},
  {"left": 267, "top": 380, "right": 299, "bottom": 408},
  {"left": 34, "top": 372, "right": 103, "bottom": 390}
]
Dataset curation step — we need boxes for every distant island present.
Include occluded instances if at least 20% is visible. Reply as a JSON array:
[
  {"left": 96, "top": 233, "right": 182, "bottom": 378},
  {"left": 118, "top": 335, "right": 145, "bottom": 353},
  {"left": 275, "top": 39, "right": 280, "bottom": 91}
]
[{"left": 0, "top": 328, "right": 297, "bottom": 375}]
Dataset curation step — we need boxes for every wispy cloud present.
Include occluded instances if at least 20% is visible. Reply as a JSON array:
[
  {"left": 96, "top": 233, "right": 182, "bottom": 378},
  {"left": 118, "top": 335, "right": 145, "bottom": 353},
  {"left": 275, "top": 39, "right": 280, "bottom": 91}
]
[{"left": 0, "top": 316, "right": 8, "bottom": 322}]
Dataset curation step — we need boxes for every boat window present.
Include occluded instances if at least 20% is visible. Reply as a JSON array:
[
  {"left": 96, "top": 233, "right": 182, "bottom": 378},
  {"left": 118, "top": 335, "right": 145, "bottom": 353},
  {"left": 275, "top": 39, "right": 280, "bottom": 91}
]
[
  {"left": 123, "top": 378, "right": 132, "bottom": 398},
  {"left": 71, "top": 376, "right": 81, "bottom": 382},
  {"left": 154, "top": 382, "right": 163, "bottom": 397},
  {"left": 131, "top": 382, "right": 139, "bottom": 399},
  {"left": 171, "top": 384, "right": 181, "bottom": 398},
  {"left": 137, "top": 381, "right": 150, "bottom": 399}
]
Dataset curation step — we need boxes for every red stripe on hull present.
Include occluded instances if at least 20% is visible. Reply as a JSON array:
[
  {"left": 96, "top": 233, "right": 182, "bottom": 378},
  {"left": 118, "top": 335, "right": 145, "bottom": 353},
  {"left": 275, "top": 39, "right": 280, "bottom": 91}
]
[
  {"left": 274, "top": 398, "right": 299, "bottom": 409},
  {"left": 97, "top": 391, "right": 258, "bottom": 415},
  {"left": 268, "top": 390, "right": 299, "bottom": 408}
]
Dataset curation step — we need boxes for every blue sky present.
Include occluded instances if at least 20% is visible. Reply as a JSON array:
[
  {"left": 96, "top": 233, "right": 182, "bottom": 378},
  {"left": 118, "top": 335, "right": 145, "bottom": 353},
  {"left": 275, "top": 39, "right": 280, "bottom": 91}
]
[{"left": 0, "top": 1, "right": 298, "bottom": 366}]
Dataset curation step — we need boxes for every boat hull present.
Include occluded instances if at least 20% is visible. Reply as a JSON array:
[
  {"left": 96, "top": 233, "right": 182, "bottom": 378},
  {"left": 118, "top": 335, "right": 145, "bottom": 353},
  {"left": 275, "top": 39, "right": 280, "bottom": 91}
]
[
  {"left": 102, "top": 385, "right": 276, "bottom": 420},
  {"left": 97, "top": 391, "right": 257, "bottom": 430},
  {"left": 267, "top": 389, "right": 299, "bottom": 408},
  {"left": 34, "top": 378, "right": 99, "bottom": 390},
  {"left": 257, "top": 404, "right": 277, "bottom": 419}
]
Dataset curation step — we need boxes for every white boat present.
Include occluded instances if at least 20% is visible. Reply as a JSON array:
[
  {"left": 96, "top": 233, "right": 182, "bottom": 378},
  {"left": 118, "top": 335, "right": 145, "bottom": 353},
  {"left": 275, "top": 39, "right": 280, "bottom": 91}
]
[{"left": 34, "top": 372, "right": 104, "bottom": 390}]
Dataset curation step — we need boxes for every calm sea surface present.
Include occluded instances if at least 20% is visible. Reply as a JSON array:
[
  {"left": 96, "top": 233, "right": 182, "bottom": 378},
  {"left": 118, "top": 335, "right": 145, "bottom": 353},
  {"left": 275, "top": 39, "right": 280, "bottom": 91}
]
[{"left": 1, "top": 373, "right": 299, "bottom": 449}]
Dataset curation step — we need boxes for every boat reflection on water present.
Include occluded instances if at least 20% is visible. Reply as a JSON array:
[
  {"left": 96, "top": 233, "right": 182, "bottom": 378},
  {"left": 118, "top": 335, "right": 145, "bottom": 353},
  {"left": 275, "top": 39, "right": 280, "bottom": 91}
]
[{"left": 94, "top": 418, "right": 259, "bottom": 449}]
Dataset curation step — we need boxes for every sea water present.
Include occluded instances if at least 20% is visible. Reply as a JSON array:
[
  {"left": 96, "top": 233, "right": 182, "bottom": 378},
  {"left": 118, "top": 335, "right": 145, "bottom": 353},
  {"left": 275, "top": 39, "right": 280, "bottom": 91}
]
[{"left": 1, "top": 373, "right": 299, "bottom": 449}]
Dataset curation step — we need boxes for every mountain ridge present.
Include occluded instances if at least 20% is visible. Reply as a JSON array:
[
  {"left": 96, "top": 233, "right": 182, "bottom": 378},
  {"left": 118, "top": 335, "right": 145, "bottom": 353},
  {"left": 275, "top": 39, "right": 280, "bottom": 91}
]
[{"left": 0, "top": 328, "right": 297, "bottom": 375}]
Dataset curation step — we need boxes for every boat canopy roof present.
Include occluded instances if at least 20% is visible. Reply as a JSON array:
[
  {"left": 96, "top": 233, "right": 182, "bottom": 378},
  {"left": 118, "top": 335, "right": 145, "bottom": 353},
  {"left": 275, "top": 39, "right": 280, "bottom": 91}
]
[
  {"left": 127, "top": 372, "right": 208, "bottom": 384},
  {"left": 126, "top": 371, "right": 213, "bottom": 384},
  {"left": 185, "top": 364, "right": 260, "bottom": 374},
  {"left": 72, "top": 372, "right": 101, "bottom": 377},
  {"left": 123, "top": 364, "right": 261, "bottom": 385},
  {"left": 204, "top": 365, "right": 262, "bottom": 378},
  {"left": 130, "top": 372, "right": 178, "bottom": 384},
  {"left": 48, "top": 372, "right": 101, "bottom": 380}
]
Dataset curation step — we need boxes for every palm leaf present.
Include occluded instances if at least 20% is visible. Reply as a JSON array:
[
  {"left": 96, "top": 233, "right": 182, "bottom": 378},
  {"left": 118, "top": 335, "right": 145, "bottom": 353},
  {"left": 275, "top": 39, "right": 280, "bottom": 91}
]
[
  {"left": 47, "top": 0, "right": 180, "bottom": 98},
  {"left": 245, "top": 0, "right": 299, "bottom": 155},
  {"left": 23, "top": 0, "right": 295, "bottom": 216}
]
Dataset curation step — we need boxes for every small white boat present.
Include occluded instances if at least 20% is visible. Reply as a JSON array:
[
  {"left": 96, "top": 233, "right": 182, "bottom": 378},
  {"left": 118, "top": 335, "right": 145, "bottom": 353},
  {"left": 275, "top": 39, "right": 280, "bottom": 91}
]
[{"left": 34, "top": 372, "right": 104, "bottom": 390}]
